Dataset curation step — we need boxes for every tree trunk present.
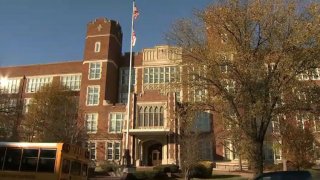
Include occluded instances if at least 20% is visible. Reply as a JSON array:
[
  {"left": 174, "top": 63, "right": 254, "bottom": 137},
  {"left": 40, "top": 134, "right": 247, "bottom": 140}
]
[
  {"left": 239, "top": 155, "right": 243, "bottom": 171},
  {"left": 250, "top": 141, "right": 264, "bottom": 177},
  {"left": 185, "top": 168, "right": 191, "bottom": 180}
]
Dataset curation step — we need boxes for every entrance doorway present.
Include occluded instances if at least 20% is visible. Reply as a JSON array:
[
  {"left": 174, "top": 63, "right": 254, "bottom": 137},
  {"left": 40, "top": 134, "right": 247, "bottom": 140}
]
[{"left": 147, "top": 143, "right": 162, "bottom": 166}]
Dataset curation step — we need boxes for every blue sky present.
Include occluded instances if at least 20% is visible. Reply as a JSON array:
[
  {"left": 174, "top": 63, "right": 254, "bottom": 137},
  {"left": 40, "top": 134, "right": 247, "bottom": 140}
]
[{"left": 0, "top": 0, "right": 213, "bottom": 66}]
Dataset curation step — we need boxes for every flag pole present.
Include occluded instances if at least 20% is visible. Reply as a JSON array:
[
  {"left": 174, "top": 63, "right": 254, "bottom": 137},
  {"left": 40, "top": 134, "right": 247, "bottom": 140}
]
[{"left": 124, "top": 0, "right": 135, "bottom": 169}]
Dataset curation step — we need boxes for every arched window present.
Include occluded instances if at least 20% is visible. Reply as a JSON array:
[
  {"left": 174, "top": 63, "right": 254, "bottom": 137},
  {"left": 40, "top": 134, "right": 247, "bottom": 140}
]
[
  {"left": 159, "top": 107, "right": 164, "bottom": 126},
  {"left": 149, "top": 107, "right": 154, "bottom": 126},
  {"left": 144, "top": 107, "right": 149, "bottom": 127},
  {"left": 154, "top": 107, "right": 159, "bottom": 126},
  {"left": 94, "top": 42, "right": 101, "bottom": 53},
  {"left": 138, "top": 107, "right": 143, "bottom": 127}
]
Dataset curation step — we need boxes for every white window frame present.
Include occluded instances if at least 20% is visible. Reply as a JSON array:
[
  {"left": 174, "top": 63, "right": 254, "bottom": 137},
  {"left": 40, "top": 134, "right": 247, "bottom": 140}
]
[
  {"left": 88, "top": 142, "right": 96, "bottom": 160},
  {"left": 94, "top": 42, "right": 101, "bottom": 53},
  {"left": 60, "top": 74, "right": 81, "bottom": 91},
  {"left": 86, "top": 86, "right": 100, "bottom": 106},
  {"left": 26, "top": 76, "right": 53, "bottom": 93},
  {"left": 85, "top": 113, "right": 98, "bottom": 133},
  {"left": 23, "top": 98, "right": 32, "bottom": 114},
  {"left": 0, "top": 78, "right": 21, "bottom": 94},
  {"left": 106, "top": 141, "right": 121, "bottom": 161},
  {"left": 88, "top": 62, "right": 102, "bottom": 80},
  {"left": 109, "top": 113, "right": 124, "bottom": 133}
]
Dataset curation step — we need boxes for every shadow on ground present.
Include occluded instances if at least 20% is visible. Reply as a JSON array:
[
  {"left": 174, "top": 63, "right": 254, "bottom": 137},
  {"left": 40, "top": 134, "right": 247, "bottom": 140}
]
[{"left": 212, "top": 174, "right": 242, "bottom": 179}]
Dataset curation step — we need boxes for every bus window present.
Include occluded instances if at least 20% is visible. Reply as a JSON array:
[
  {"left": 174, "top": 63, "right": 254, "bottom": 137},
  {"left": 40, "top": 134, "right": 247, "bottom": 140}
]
[
  {"left": 82, "top": 164, "right": 88, "bottom": 176},
  {"left": 37, "top": 149, "right": 56, "bottom": 173},
  {"left": 21, "top": 149, "right": 39, "bottom": 171},
  {"left": 70, "top": 161, "right": 81, "bottom": 175},
  {"left": 0, "top": 147, "right": 5, "bottom": 170},
  {"left": 3, "top": 148, "right": 22, "bottom": 171},
  {"left": 62, "top": 159, "right": 70, "bottom": 174}
]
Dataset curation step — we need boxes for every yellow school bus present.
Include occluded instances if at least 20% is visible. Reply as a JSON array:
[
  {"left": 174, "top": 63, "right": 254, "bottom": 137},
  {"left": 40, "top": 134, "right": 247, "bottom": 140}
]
[{"left": 0, "top": 142, "right": 90, "bottom": 180}]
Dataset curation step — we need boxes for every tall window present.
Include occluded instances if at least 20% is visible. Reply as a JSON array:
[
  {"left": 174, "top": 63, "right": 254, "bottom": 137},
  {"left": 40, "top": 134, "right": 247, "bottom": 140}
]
[
  {"left": 60, "top": 74, "right": 81, "bottom": 90},
  {"left": 89, "top": 62, "right": 101, "bottom": 80},
  {"left": 88, "top": 142, "right": 96, "bottom": 160},
  {"left": 26, "top": 77, "right": 52, "bottom": 93},
  {"left": 314, "top": 116, "right": 320, "bottom": 132},
  {"left": 23, "top": 98, "right": 32, "bottom": 113},
  {"left": 118, "top": 68, "right": 135, "bottom": 103},
  {"left": 224, "top": 141, "right": 231, "bottom": 160},
  {"left": 94, "top": 42, "right": 101, "bottom": 53},
  {"left": 137, "top": 106, "right": 164, "bottom": 128},
  {"left": 119, "top": 68, "right": 136, "bottom": 85},
  {"left": 199, "top": 140, "right": 212, "bottom": 160},
  {"left": 143, "top": 66, "right": 180, "bottom": 84},
  {"left": 0, "top": 79, "right": 20, "bottom": 94},
  {"left": 109, "top": 113, "right": 123, "bottom": 133},
  {"left": 193, "top": 112, "right": 211, "bottom": 132},
  {"left": 85, "top": 113, "right": 98, "bottom": 133},
  {"left": 106, "top": 142, "right": 121, "bottom": 161},
  {"left": 86, "top": 86, "right": 100, "bottom": 106}
]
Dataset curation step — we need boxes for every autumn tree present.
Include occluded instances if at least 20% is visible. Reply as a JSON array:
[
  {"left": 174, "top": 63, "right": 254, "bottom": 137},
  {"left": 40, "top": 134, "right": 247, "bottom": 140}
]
[
  {"left": 167, "top": 0, "right": 320, "bottom": 175},
  {"left": 21, "top": 83, "right": 87, "bottom": 144}
]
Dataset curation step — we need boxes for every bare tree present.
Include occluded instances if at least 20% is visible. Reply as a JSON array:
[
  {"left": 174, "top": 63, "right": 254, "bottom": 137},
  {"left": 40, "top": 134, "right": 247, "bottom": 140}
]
[
  {"left": 0, "top": 89, "right": 22, "bottom": 141},
  {"left": 167, "top": 0, "right": 320, "bottom": 175},
  {"left": 21, "top": 83, "right": 87, "bottom": 144},
  {"left": 177, "top": 103, "right": 213, "bottom": 180}
]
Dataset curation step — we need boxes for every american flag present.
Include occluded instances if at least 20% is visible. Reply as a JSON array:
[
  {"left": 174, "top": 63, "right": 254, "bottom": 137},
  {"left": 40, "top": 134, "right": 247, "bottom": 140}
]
[
  {"left": 132, "top": 31, "right": 136, "bottom": 46},
  {"left": 133, "top": 4, "right": 139, "bottom": 20}
]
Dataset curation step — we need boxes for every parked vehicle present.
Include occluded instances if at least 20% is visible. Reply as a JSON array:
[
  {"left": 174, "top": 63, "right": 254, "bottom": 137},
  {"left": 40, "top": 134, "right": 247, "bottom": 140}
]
[{"left": 254, "top": 171, "right": 312, "bottom": 180}]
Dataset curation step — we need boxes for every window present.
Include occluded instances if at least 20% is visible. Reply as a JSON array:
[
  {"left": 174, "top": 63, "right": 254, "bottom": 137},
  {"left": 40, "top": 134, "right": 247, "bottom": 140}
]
[
  {"left": 89, "top": 62, "right": 101, "bottom": 80},
  {"left": 0, "top": 147, "right": 5, "bottom": 170},
  {"left": 85, "top": 113, "right": 98, "bottom": 133},
  {"left": 119, "top": 68, "right": 135, "bottom": 85},
  {"left": 109, "top": 113, "right": 123, "bottom": 133},
  {"left": 137, "top": 106, "right": 164, "bottom": 128},
  {"left": 296, "top": 113, "right": 308, "bottom": 129},
  {"left": 143, "top": 66, "right": 180, "bottom": 84},
  {"left": 199, "top": 140, "right": 212, "bottom": 160},
  {"left": 26, "top": 77, "right": 52, "bottom": 93},
  {"left": 314, "top": 116, "right": 320, "bottom": 132},
  {"left": 0, "top": 79, "right": 20, "bottom": 94},
  {"left": 0, "top": 98, "right": 17, "bottom": 112},
  {"left": 274, "top": 145, "right": 282, "bottom": 160},
  {"left": 272, "top": 118, "right": 280, "bottom": 134},
  {"left": 310, "top": 68, "right": 320, "bottom": 80},
  {"left": 37, "top": 149, "right": 56, "bottom": 172},
  {"left": 194, "top": 112, "right": 211, "bottom": 132},
  {"left": 3, "top": 148, "right": 22, "bottom": 171},
  {"left": 88, "top": 142, "right": 96, "bottom": 160},
  {"left": 188, "top": 89, "right": 207, "bottom": 102},
  {"left": 86, "top": 86, "right": 100, "bottom": 106},
  {"left": 106, "top": 142, "right": 121, "bottom": 161},
  {"left": 224, "top": 141, "right": 231, "bottom": 160},
  {"left": 94, "top": 42, "right": 101, "bottom": 53},
  {"left": 60, "top": 74, "right": 81, "bottom": 90},
  {"left": 21, "top": 149, "right": 39, "bottom": 172},
  {"left": 23, "top": 98, "right": 32, "bottom": 113},
  {"left": 118, "top": 68, "right": 135, "bottom": 103}
]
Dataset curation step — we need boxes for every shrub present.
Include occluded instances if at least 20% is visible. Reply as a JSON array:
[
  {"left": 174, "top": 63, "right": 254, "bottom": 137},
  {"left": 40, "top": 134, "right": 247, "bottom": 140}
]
[
  {"left": 153, "top": 164, "right": 179, "bottom": 173},
  {"left": 100, "top": 161, "right": 121, "bottom": 173},
  {"left": 188, "top": 161, "right": 213, "bottom": 178}
]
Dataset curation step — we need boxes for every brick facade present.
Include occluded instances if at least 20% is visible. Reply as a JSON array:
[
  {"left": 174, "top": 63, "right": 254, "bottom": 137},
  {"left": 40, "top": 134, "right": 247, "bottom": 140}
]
[{"left": 0, "top": 17, "right": 216, "bottom": 167}]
